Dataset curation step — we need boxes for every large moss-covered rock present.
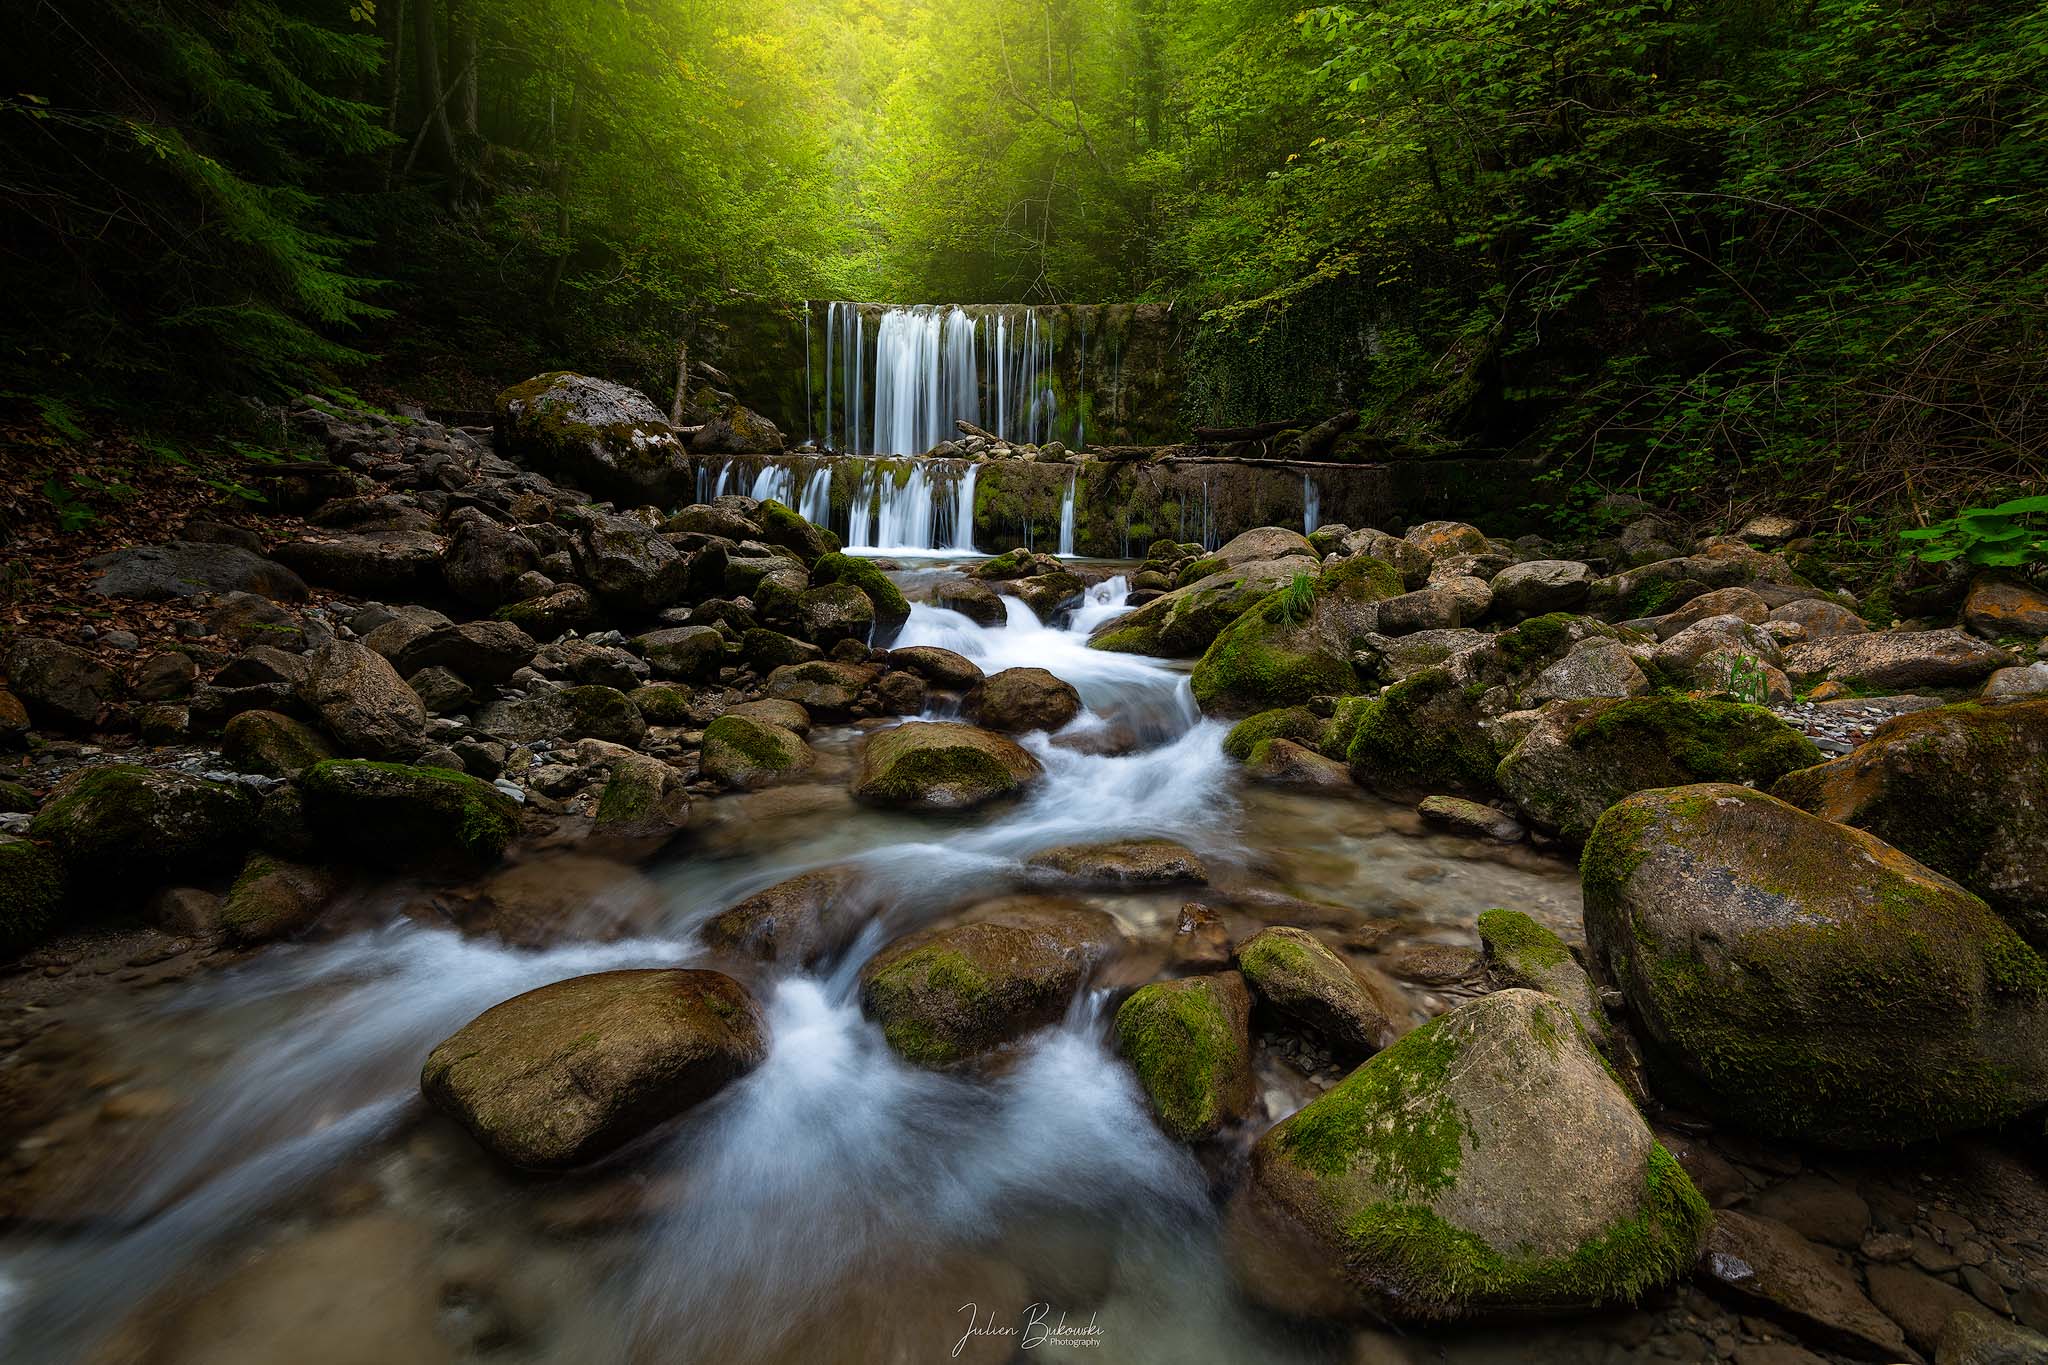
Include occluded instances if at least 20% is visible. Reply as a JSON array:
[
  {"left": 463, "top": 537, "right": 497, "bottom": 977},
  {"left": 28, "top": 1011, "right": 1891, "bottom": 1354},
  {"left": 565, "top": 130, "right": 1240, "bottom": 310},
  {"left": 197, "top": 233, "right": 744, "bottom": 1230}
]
[
  {"left": 1476, "top": 909, "right": 1610, "bottom": 1053},
  {"left": 221, "top": 709, "right": 336, "bottom": 777},
  {"left": 1345, "top": 668, "right": 1500, "bottom": 798},
  {"left": 495, "top": 371, "right": 692, "bottom": 505},
  {"left": 755, "top": 498, "right": 838, "bottom": 565},
  {"left": 1235, "top": 926, "right": 1395, "bottom": 1061},
  {"left": 31, "top": 765, "right": 254, "bottom": 899},
  {"left": 590, "top": 751, "right": 691, "bottom": 843},
  {"left": 296, "top": 760, "right": 521, "bottom": 868},
  {"left": 963, "top": 666, "right": 1082, "bottom": 733},
  {"left": 811, "top": 552, "right": 910, "bottom": 641},
  {"left": 1582, "top": 784, "right": 2048, "bottom": 1146},
  {"left": 764, "top": 660, "right": 880, "bottom": 719},
  {"left": 700, "top": 714, "right": 813, "bottom": 790},
  {"left": 851, "top": 720, "right": 1043, "bottom": 811},
  {"left": 794, "top": 582, "right": 875, "bottom": 647},
  {"left": 1190, "top": 559, "right": 1401, "bottom": 717},
  {"left": 1228, "top": 990, "right": 1709, "bottom": 1321},
  {"left": 1774, "top": 699, "right": 2048, "bottom": 951},
  {"left": 1089, "top": 543, "right": 1321, "bottom": 658},
  {"left": 858, "top": 900, "right": 1124, "bottom": 1067},
  {"left": 220, "top": 853, "right": 341, "bottom": 945},
  {"left": 1115, "top": 972, "right": 1255, "bottom": 1141},
  {"left": 1221, "top": 706, "right": 1327, "bottom": 762},
  {"left": 421, "top": 968, "right": 765, "bottom": 1170},
  {"left": 1496, "top": 697, "right": 1823, "bottom": 844},
  {"left": 0, "top": 834, "right": 64, "bottom": 958}
]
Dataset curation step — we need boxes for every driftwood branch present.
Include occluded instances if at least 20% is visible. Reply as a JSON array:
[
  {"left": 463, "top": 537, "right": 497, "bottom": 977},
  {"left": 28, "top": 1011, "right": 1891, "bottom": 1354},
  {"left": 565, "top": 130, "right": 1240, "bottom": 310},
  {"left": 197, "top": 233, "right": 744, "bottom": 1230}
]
[{"left": 956, "top": 419, "right": 1000, "bottom": 441}]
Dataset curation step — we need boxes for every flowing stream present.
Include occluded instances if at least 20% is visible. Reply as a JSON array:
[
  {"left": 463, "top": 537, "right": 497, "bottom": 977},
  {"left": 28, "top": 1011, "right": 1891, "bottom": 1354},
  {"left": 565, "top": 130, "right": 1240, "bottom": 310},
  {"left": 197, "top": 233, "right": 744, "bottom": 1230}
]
[{"left": 0, "top": 569, "right": 1581, "bottom": 1365}]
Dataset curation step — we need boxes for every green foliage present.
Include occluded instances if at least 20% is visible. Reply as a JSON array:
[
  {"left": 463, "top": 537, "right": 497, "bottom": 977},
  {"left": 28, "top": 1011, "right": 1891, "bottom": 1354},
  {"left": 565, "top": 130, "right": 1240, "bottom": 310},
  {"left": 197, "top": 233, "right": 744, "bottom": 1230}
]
[
  {"left": 1723, "top": 655, "right": 1770, "bottom": 707},
  {"left": 1275, "top": 571, "right": 1316, "bottom": 625},
  {"left": 1898, "top": 497, "right": 2048, "bottom": 569}
]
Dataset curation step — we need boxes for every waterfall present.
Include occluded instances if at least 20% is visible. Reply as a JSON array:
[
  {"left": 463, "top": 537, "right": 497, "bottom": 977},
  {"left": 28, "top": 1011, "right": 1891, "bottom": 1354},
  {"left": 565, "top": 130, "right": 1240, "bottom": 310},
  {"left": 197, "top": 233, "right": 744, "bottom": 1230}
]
[
  {"left": 947, "top": 463, "right": 979, "bottom": 553},
  {"left": 750, "top": 463, "right": 795, "bottom": 506},
  {"left": 1303, "top": 473, "right": 1321, "bottom": 535},
  {"left": 1057, "top": 468, "right": 1077, "bottom": 557},
  {"left": 798, "top": 465, "right": 831, "bottom": 525},
  {"left": 816, "top": 303, "right": 1063, "bottom": 456},
  {"left": 802, "top": 300, "right": 813, "bottom": 447}
]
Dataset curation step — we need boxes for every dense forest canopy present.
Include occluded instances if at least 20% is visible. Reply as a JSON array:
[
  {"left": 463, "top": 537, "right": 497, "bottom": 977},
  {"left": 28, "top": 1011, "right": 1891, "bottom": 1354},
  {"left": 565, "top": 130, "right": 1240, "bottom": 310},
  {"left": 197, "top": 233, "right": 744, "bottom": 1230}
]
[{"left": 4, "top": 0, "right": 2045, "bottom": 529}]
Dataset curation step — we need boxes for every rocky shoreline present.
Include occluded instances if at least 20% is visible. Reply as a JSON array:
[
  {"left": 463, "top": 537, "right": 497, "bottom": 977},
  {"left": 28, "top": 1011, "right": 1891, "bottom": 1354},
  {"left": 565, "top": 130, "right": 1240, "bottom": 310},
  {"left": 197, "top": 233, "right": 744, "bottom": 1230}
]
[{"left": 1, "top": 372, "right": 2046, "bottom": 1363}]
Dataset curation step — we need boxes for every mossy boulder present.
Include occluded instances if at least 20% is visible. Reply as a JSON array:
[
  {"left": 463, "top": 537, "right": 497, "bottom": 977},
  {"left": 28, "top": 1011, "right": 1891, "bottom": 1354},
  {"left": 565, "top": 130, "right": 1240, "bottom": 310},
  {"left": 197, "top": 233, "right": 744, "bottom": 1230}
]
[
  {"left": 421, "top": 968, "right": 766, "bottom": 1170},
  {"left": 31, "top": 765, "right": 254, "bottom": 900},
  {"left": 1496, "top": 697, "right": 1823, "bottom": 845},
  {"left": 763, "top": 660, "right": 880, "bottom": 720},
  {"left": 1003, "top": 571, "right": 1087, "bottom": 623},
  {"left": 811, "top": 552, "right": 910, "bottom": 642},
  {"left": 858, "top": 900, "right": 1124, "bottom": 1067},
  {"left": 741, "top": 628, "right": 819, "bottom": 672},
  {"left": 795, "top": 581, "right": 876, "bottom": 647},
  {"left": 220, "top": 853, "right": 341, "bottom": 945},
  {"left": 495, "top": 584, "right": 596, "bottom": 640},
  {"left": 851, "top": 720, "right": 1044, "bottom": 811},
  {"left": 1582, "top": 784, "right": 2048, "bottom": 1147},
  {"left": 963, "top": 666, "right": 1082, "bottom": 733},
  {"left": 0, "top": 834, "right": 64, "bottom": 958},
  {"left": 1228, "top": 990, "right": 1709, "bottom": 1322},
  {"left": 1345, "top": 668, "right": 1500, "bottom": 798},
  {"left": 591, "top": 752, "right": 690, "bottom": 843},
  {"left": 221, "top": 709, "right": 336, "bottom": 777},
  {"left": 1090, "top": 552, "right": 1319, "bottom": 658},
  {"left": 634, "top": 625, "right": 725, "bottom": 681},
  {"left": 886, "top": 645, "right": 984, "bottom": 691},
  {"left": 1476, "top": 909, "right": 1610, "bottom": 1053},
  {"left": 1115, "top": 972, "right": 1256, "bottom": 1141},
  {"left": 701, "top": 865, "right": 865, "bottom": 965},
  {"left": 1236, "top": 926, "right": 1395, "bottom": 1061},
  {"left": 700, "top": 714, "right": 814, "bottom": 790},
  {"left": 473, "top": 684, "right": 648, "bottom": 748},
  {"left": 627, "top": 683, "right": 696, "bottom": 726},
  {"left": 1026, "top": 838, "right": 1208, "bottom": 886},
  {"left": 1222, "top": 706, "right": 1327, "bottom": 762},
  {"left": 1189, "top": 574, "right": 1379, "bottom": 718},
  {"left": 1773, "top": 699, "right": 2048, "bottom": 951},
  {"left": 494, "top": 371, "right": 691, "bottom": 505},
  {"left": 755, "top": 498, "right": 839, "bottom": 565},
  {"left": 296, "top": 760, "right": 521, "bottom": 869}
]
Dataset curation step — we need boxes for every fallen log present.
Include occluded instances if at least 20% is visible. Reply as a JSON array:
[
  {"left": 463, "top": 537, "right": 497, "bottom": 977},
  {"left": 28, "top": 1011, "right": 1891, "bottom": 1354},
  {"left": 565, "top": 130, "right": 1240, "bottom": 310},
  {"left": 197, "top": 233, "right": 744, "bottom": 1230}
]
[
  {"left": 1294, "top": 409, "right": 1360, "bottom": 461},
  {"left": 955, "top": 419, "right": 1001, "bottom": 441},
  {"left": 1191, "top": 417, "right": 1301, "bottom": 443}
]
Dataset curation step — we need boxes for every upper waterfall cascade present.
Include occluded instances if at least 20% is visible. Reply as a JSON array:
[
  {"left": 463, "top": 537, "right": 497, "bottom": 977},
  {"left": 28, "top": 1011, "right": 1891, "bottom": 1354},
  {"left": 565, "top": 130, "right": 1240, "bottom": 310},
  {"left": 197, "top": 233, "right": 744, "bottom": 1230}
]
[{"left": 812, "top": 302, "right": 1079, "bottom": 456}]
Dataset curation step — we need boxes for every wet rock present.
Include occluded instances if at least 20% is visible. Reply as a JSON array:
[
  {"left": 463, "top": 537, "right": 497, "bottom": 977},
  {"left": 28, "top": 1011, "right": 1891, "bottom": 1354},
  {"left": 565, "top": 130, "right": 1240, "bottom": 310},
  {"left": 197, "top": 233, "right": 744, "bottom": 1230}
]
[
  {"left": 0, "top": 833, "right": 64, "bottom": 957},
  {"left": 795, "top": 581, "right": 875, "bottom": 646},
  {"left": 1769, "top": 599, "right": 1868, "bottom": 638},
  {"left": 1582, "top": 784, "right": 2048, "bottom": 1146},
  {"left": 405, "top": 665, "right": 473, "bottom": 715},
  {"left": 964, "top": 666, "right": 1082, "bottom": 733},
  {"left": 701, "top": 865, "right": 865, "bottom": 964},
  {"left": 569, "top": 509, "right": 692, "bottom": 615},
  {"left": 874, "top": 669, "right": 926, "bottom": 715},
  {"left": 588, "top": 749, "right": 690, "bottom": 844},
  {"left": 1476, "top": 908, "right": 1609, "bottom": 1050},
  {"left": 754, "top": 499, "right": 836, "bottom": 565},
  {"left": 221, "top": 709, "right": 336, "bottom": 776},
  {"left": 1235, "top": 926, "right": 1394, "bottom": 1061},
  {"left": 1417, "top": 796, "right": 1524, "bottom": 843},
  {"left": 532, "top": 638, "right": 650, "bottom": 691},
  {"left": 1699, "top": 1210, "right": 1909, "bottom": 1360},
  {"left": 1497, "top": 696, "right": 1821, "bottom": 844},
  {"left": 1245, "top": 737, "right": 1352, "bottom": 789},
  {"left": 1344, "top": 667, "right": 1498, "bottom": 798},
  {"left": 31, "top": 765, "right": 253, "bottom": 900},
  {"left": 1190, "top": 557, "right": 1399, "bottom": 715},
  {"left": 473, "top": 685, "right": 646, "bottom": 748},
  {"left": 1027, "top": 838, "right": 1208, "bottom": 885},
  {"left": 1170, "top": 902, "right": 1233, "bottom": 970},
  {"left": 700, "top": 714, "right": 813, "bottom": 790},
  {"left": 1747, "top": 1175, "right": 1869, "bottom": 1251},
  {"left": 495, "top": 371, "right": 691, "bottom": 505},
  {"left": 442, "top": 514, "right": 541, "bottom": 608},
  {"left": 886, "top": 646, "right": 984, "bottom": 690},
  {"left": 763, "top": 660, "right": 880, "bottom": 719},
  {"left": 1090, "top": 547, "right": 1320, "bottom": 657},
  {"left": 1938, "top": 1308, "right": 2048, "bottom": 1364},
  {"left": 810, "top": 552, "right": 911, "bottom": 640},
  {"left": 87, "top": 540, "right": 308, "bottom": 602},
  {"left": 1867, "top": 1264, "right": 1981, "bottom": 1358},
  {"left": 456, "top": 855, "right": 664, "bottom": 948},
  {"left": 3, "top": 637, "right": 121, "bottom": 730},
  {"left": 667, "top": 503, "right": 760, "bottom": 541},
  {"left": 859, "top": 900, "right": 1123, "bottom": 1067},
  {"left": 723, "top": 697, "right": 811, "bottom": 736},
  {"left": 221, "top": 853, "right": 341, "bottom": 944},
  {"left": 272, "top": 528, "right": 447, "bottom": 596},
  {"left": 851, "top": 720, "right": 1044, "bottom": 811},
  {"left": 297, "top": 760, "right": 520, "bottom": 868},
  {"left": 495, "top": 583, "right": 596, "bottom": 640},
  {"left": 634, "top": 624, "right": 726, "bottom": 681},
  {"left": 390, "top": 620, "right": 537, "bottom": 686},
  {"left": 1774, "top": 699, "right": 2048, "bottom": 950},
  {"left": 741, "top": 628, "right": 819, "bottom": 672},
  {"left": 626, "top": 682, "right": 695, "bottom": 726},
  {"left": 932, "top": 579, "right": 1006, "bottom": 627},
  {"left": 1115, "top": 971, "right": 1256, "bottom": 1141},
  {"left": 1379, "top": 941, "right": 1482, "bottom": 985},
  {"left": 1485, "top": 559, "right": 1594, "bottom": 619},
  {"left": 1962, "top": 577, "right": 2048, "bottom": 640},
  {"left": 1228, "top": 990, "right": 1709, "bottom": 1321},
  {"left": 1002, "top": 570, "right": 1086, "bottom": 623},
  {"left": 298, "top": 641, "right": 428, "bottom": 758},
  {"left": 422, "top": 968, "right": 765, "bottom": 1169},
  {"left": 1782, "top": 628, "right": 2009, "bottom": 691}
]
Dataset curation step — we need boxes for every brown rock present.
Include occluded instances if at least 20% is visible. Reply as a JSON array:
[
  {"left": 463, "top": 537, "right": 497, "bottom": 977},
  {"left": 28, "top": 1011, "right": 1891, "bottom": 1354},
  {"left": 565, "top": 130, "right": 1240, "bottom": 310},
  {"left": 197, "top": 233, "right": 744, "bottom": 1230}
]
[
  {"left": 1698, "top": 1210, "right": 1909, "bottom": 1360},
  {"left": 1866, "top": 1263, "right": 1981, "bottom": 1358}
]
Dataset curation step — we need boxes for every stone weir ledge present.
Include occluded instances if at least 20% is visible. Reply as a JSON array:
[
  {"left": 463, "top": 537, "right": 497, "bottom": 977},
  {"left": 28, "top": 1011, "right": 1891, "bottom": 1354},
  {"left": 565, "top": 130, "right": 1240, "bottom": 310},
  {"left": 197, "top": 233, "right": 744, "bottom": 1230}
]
[{"left": 496, "top": 370, "right": 1541, "bottom": 554}]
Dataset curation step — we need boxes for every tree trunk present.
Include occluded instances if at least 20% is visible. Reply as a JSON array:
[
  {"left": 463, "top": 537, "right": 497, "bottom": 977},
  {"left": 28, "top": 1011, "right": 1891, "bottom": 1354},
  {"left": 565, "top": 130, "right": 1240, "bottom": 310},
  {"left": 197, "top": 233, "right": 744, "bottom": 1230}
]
[
  {"left": 378, "top": 0, "right": 406, "bottom": 188},
  {"left": 452, "top": 0, "right": 479, "bottom": 138},
  {"left": 670, "top": 338, "right": 689, "bottom": 425},
  {"left": 412, "top": 0, "right": 461, "bottom": 180},
  {"left": 543, "top": 85, "right": 581, "bottom": 306}
]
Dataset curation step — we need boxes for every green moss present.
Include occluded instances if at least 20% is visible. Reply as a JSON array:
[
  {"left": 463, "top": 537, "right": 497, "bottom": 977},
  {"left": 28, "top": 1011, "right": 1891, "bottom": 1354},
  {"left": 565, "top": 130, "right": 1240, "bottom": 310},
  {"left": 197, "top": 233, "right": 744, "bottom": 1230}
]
[
  {"left": 1087, "top": 620, "right": 1163, "bottom": 654},
  {"left": 1572, "top": 697, "right": 1822, "bottom": 783},
  {"left": 297, "top": 760, "right": 519, "bottom": 866},
  {"left": 1190, "top": 589, "right": 1359, "bottom": 714},
  {"left": 1277, "top": 1016, "right": 1465, "bottom": 1187},
  {"left": 756, "top": 498, "right": 839, "bottom": 562},
  {"left": 1176, "top": 555, "right": 1226, "bottom": 588},
  {"left": 1494, "top": 613, "right": 1575, "bottom": 672},
  {"left": 862, "top": 945, "right": 995, "bottom": 1066},
  {"left": 1320, "top": 695, "right": 1373, "bottom": 759},
  {"left": 1340, "top": 1143, "right": 1709, "bottom": 1317},
  {"left": 1223, "top": 706, "right": 1324, "bottom": 761},
  {"left": 1115, "top": 978, "right": 1244, "bottom": 1140},
  {"left": 859, "top": 744, "right": 1019, "bottom": 806},
  {"left": 0, "top": 838, "right": 64, "bottom": 957},
  {"left": 813, "top": 551, "right": 910, "bottom": 624},
  {"left": 30, "top": 764, "right": 253, "bottom": 894},
  {"left": 1476, "top": 908, "right": 1571, "bottom": 972},
  {"left": 1320, "top": 554, "right": 1404, "bottom": 602},
  {"left": 1346, "top": 668, "right": 1499, "bottom": 795},
  {"left": 629, "top": 683, "right": 695, "bottom": 725}
]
